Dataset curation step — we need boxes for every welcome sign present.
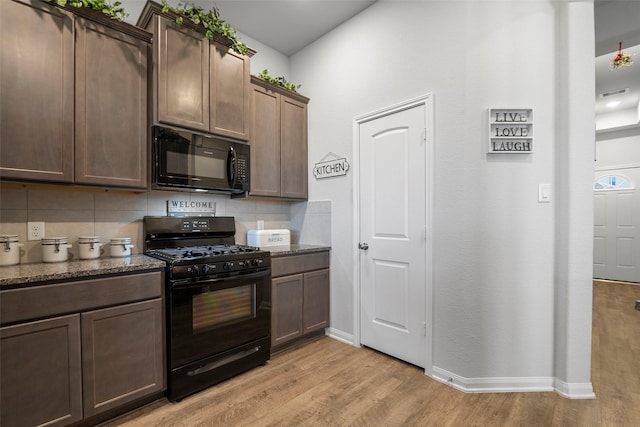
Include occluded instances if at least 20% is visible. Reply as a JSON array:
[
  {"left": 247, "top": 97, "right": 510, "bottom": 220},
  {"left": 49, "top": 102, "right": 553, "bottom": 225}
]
[{"left": 167, "top": 200, "right": 216, "bottom": 216}]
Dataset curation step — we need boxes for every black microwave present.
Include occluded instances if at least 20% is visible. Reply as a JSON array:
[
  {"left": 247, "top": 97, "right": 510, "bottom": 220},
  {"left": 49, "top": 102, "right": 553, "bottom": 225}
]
[{"left": 152, "top": 126, "right": 249, "bottom": 194}]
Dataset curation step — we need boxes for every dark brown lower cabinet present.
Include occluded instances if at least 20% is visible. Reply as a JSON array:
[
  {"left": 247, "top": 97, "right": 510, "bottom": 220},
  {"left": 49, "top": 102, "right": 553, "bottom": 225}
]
[
  {"left": 272, "top": 274, "right": 304, "bottom": 346},
  {"left": 0, "top": 270, "right": 164, "bottom": 427},
  {"left": 303, "top": 269, "right": 331, "bottom": 334},
  {"left": 271, "top": 251, "right": 330, "bottom": 351},
  {"left": 82, "top": 299, "right": 164, "bottom": 418},
  {"left": 1, "top": 315, "right": 83, "bottom": 427}
]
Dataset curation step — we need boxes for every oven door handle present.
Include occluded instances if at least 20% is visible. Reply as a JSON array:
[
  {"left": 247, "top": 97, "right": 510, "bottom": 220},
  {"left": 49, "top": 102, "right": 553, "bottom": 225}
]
[
  {"left": 172, "top": 269, "right": 269, "bottom": 288},
  {"left": 187, "top": 346, "right": 261, "bottom": 377}
]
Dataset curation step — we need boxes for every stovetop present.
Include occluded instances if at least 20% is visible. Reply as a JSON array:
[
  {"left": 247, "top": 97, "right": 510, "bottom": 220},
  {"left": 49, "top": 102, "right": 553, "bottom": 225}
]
[
  {"left": 145, "top": 243, "right": 271, "bottom": 281},
  {"left": 147, "top": 244, "right": 261, "bottom": 262},
  {"left": 143, "top": 216, "right": 271, "bottom": 281}
]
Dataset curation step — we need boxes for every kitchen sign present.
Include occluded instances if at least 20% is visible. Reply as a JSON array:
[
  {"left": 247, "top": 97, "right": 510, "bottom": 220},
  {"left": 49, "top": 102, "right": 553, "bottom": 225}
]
[
  {"left": 488, "top": 108, "right": 533, "bottom": 154},
  {"left": 314, "top": 152, "right": 350, "bottom": 179},
  {"left": 167, "top": 200, "right": 216, "bottom": 217}
]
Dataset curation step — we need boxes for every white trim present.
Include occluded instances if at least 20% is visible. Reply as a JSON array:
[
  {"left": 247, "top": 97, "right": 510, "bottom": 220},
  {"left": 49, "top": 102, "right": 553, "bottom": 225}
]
[
  {"left": 594, "top": 163, "right": 640, "bottom": 172},
  {"left": 352, "top": 93, "right": 435, "bottom": 376},
  {"left": 325, "top": 327, "right": 356, "bottom": 347},
  {"left": 432, "top": 367, "right": 596, "bottom": 399},
  {"left": 553, "top": 378, "right": 596, "bottom": 400},
  {"left": 432, "top": 367, "right": 554, "bottom": 393}
]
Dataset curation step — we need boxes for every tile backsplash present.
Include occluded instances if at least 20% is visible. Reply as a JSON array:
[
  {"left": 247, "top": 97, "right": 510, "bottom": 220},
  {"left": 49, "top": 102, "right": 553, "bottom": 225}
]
[{"left": 0, "top": 186, "right": 331, "bottom": 264}]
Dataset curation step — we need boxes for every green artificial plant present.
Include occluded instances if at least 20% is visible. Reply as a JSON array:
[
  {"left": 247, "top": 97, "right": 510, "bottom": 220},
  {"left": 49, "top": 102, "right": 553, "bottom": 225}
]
[
  {"left": 42, "top": 0, "right": 128, "bottom": 21},
  {"left": 161, "top": 0, "right": 248, "bottom": 55},
  {"left": 257, "top": 69, "right": 301, "bottom": 93}
]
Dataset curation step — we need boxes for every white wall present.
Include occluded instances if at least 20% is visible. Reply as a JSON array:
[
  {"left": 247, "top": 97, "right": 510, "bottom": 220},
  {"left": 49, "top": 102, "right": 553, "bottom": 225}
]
[
  {"left": 596, "top": 128, "right": 640, "bottom": 167},
  {"left": 278, "top": 0, "right": 594, "bottom": 396},
  {"left": 236, "top": 32, "right": 291, "bottom": 78}
]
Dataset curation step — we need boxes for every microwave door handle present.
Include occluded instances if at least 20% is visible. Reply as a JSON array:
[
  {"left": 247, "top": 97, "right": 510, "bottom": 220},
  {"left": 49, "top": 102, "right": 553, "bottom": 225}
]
[{"left": 227, "top": 146, "right": 237, "bottom": 188}]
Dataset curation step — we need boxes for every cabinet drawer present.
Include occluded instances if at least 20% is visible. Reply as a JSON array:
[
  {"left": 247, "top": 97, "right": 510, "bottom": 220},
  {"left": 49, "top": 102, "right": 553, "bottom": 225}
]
[
  {"left": 271, "top": 252, "right": 330, "bottom": 277},
  {"left": 1, "top": 271, "right": 163, "bottom": 325}
]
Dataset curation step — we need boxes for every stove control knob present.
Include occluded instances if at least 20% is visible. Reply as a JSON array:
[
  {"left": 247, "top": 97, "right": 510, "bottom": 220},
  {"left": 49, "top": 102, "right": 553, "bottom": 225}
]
[
  {"left": 223, "top": 262, "right": 234, "bottom": 271},
  {"left": 251, "top": 258, "right": 263, "bottom": 267},
  {"left": 189, "top": 266, "right": 199, "bottom": 277},
  {"left": 238, "top": 261, "right": 246, "bottom": 267},
  {"left": 201, "top": 264, "right": 210, "bottom": 274}
]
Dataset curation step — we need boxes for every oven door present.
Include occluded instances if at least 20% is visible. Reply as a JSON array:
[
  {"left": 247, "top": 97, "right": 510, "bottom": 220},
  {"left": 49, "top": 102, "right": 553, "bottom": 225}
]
[{"left": 168, "top": 269, "right": 270, "bottom": 369}]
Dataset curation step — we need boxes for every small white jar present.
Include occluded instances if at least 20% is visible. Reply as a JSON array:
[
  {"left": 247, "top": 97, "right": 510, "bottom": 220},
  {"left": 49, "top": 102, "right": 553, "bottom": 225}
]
[
  {"left": 78, "top": 236, "right": 102, "bottom": 260},
  {"left": 42, "top": 237, "right": 72, "bottom": 263},
  {"left": 0, "top": 235, "right": 23, "bottom": 266},
  {"left": 110, "top": 237, "right": 134, "bottom": 257}
]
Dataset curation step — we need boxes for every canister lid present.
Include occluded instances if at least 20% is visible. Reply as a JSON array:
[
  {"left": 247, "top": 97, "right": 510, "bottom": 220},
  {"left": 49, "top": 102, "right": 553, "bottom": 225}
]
[
  {"left": 79, "top": 236, "right": 101, "bottom": 243},
  {"left": 41, "top": 237, "right": 68, "bottom": 244},
  {"left": 110, "top": 237, "right": 132, "bottom": 244},
  {"left": 0, "top": 235, "right": 19, "bottom": 243}
]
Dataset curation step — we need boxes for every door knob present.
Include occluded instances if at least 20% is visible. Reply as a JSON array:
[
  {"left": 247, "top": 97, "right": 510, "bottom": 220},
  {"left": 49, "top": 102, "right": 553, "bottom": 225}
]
[{"left": 358, "top": 242, "right": 369, "bottom": 250}]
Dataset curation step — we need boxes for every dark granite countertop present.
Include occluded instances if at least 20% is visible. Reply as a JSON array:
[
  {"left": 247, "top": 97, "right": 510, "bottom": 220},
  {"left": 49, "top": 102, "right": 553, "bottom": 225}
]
[
  {"left": 0, "top": 255, "right": 166, "bottom": 288},
  {"left": 265, "top": 244, "right": 331, "bottom": 257},
  {"left": 0, "top": 247, "right": 331, "bottom": 287}
]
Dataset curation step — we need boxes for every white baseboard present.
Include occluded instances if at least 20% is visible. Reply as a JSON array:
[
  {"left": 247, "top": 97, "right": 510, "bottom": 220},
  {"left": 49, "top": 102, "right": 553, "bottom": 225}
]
[
  {"left": 432, "top": 366, "right": 595, "bottom": 399},
  {"left": 553, "top": 378, "right": 596, "bottom": 399},
  {"left": 320, "top": 333, "right": 595, "bottom": 399},
  {"left": 326, "top": 327, "right": 356, "bottom": 346}
]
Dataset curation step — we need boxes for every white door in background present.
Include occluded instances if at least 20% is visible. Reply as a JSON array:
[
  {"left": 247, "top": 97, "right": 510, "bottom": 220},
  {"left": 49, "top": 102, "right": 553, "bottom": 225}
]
[
  {"left": 593, "top": 168, "right": 640, "bottom": 283},
  {"left": 357, "top": 98, "right": 430, "bottom": 368}
]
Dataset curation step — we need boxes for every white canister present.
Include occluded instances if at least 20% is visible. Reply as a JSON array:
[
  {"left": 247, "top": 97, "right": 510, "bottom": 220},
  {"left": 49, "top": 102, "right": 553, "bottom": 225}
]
[
  {"left": 110, "top": 237, "right": 134, "bottom": 257},
  {"left": 78, "top": 236, "right": 102, "bottom": 260},
  {"left": 1, "top": 235, "right": 23, "bottom": 266},
  {"left": 41, "top": 237, "right": 72, "bottom": 263}
]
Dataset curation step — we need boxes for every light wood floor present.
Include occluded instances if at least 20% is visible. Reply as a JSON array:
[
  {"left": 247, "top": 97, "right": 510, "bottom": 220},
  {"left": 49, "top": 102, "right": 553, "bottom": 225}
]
[{"left": 104, "top": 281, "right": 640, "bottom": 426}]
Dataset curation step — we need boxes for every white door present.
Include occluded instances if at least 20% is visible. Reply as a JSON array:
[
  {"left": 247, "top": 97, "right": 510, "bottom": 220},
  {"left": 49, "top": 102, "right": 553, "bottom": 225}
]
[
  {"left": 358, "top": 100, "right": 429, "bottom": 367},
  {"left": 593, "top": 168, "right": 640, "bottom": 283}
]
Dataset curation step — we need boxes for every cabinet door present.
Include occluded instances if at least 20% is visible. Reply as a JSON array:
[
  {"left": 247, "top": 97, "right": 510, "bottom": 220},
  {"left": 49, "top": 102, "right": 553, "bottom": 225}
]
[
  {"left": 280, "top": 96, "right": 308, "bottom": 199},
  {"left": 1, "top": 315, "right": 83, "bottom": 427},
  {"left": 81, "top": 299, "right": 164, "bottom": 417},
  {"left": 303, "top": 269, "right": 330, "bottom": 334},
  {"left": 156, "top": 15, "right": 209, "bottom": 131},
  {"left": 272, "top": 274, "right": 304, "bottom": 347},
  {"left": 0, "top": 0, "right": 74, "bottom": 183},
  {"left": 210, "top": 42, "right": 251, "bottom": 141},
  {"left": 75, "top": 17, "right": 149, "bottom": 188},
  {"left": 250, "top": 85, "right": 282, "bottom": 197}
]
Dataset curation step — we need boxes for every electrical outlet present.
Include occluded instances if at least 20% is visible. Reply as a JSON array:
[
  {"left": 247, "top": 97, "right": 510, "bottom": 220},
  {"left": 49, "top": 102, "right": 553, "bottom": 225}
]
[
  {"left": 635, "top": 300, "right": 640, "bottom": 311},
  {"left": 28, "top": 221, "right": 45, "bottom": 241}
]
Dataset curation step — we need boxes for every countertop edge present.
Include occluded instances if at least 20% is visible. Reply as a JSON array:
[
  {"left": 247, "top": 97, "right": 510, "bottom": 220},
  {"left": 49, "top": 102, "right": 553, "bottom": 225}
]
[
  {"left": 266, "top": 245, "right": 331, "bottom": 257},
  {"left": 0, "top": 255, "right": 166, "bottom": 288}
]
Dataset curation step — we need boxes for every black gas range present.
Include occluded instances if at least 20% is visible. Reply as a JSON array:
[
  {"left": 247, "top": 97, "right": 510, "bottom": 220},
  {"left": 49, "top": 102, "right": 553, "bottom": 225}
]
[
  {"left": 143, "top": 216, "right": 271, "bottom": 402},
  {"left": 146, "top": 243, "right": 269, "bottom": 281}
]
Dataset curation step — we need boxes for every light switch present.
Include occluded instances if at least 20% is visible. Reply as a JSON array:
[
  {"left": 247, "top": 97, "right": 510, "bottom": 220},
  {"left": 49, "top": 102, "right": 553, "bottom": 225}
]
[{"left": 538, "top": 183, "right": 551, "bottom": 203}]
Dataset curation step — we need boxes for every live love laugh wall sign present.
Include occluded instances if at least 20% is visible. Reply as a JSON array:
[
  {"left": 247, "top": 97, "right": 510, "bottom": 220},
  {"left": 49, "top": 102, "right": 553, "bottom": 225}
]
[
  {"left": 314, "top": 152, "right": 350, "bottom": 179},
  {"left": 488, "top": 108, "right": 533, "bottom": 154}
]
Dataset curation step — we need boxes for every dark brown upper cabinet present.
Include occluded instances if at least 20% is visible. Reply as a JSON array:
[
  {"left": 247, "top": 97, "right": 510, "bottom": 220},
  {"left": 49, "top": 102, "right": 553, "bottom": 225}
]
[
  {"left": 0, "top": 0, "right": 75, "bottom": 183},
  {"left": 74, "top": 17, "right": 149, "bottom": 188},
  {"left": 250, "top": 77, "right": 309, "bottom": 200},
  {"left": 138, "top": 1, "right": 252, "bottom": 141},
  {"left": 0, "top": 0, "right": 151, "bottom": 189}
]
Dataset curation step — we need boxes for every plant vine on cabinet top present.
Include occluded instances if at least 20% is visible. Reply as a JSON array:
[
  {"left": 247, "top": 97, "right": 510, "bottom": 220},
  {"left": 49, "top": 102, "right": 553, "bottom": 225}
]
[
  {"left": 136, "top": 1, "right": 256, "bottom": 57},
  {"left": 138, "top": 0, "right": 254, "bottom": 141}
]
